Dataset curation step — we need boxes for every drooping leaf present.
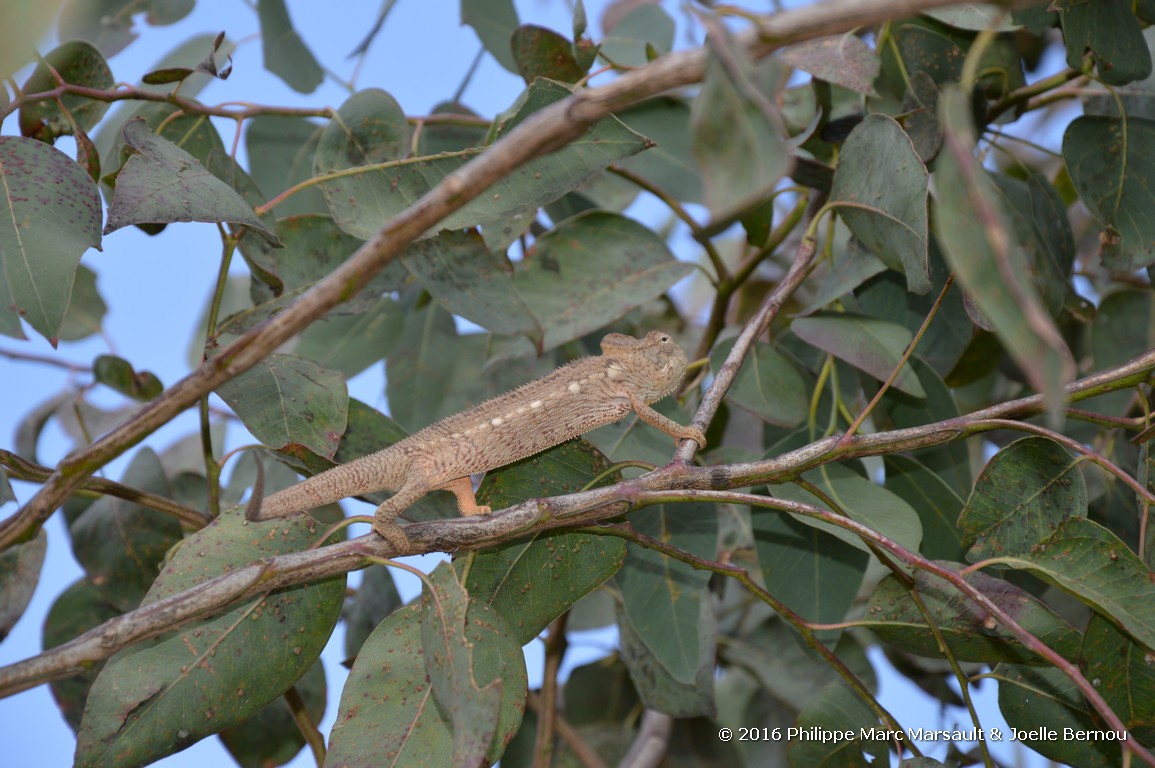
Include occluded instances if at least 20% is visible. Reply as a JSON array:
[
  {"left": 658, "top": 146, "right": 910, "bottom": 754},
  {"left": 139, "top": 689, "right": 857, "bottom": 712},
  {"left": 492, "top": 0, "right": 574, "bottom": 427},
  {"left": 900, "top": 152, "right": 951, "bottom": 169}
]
[
  {"left": 830, "top": 114, "right": 930, "bottom": 293},
  {"left": 343, "top": 565, "right": 403, "bottom": 661},
  {"left": 0, "top": 527, "right": 46, "bottom": 642},
  {"left": 0, "top": 136, "right": 102, "bottom": 344},
  {"left": 1090, "top": 290, "right": 1155, "bottom": 416},
  {"left": 56, "top": 265, "right": 107, "bottom": 342},
  {"left": 1063, "top": 116, "right": 1155, "bottom": 271},
  {"left": 327, "top": 602, "right": 526, "bottom": 767},
  {"left": 74, "top": 508, "right": 344, "bottom": 768},
  {"left": 691, "top": 30, "right": 790, "bottom": 226},
  {"left": 216, "top": 353, "right": 348, "bottom": 458},
  {"left": 935, "top": 86, "right": 1074, "bottom": 419},
  {"left": 104, "top": 119, "right": 280, "bottom": 244},
  {"left": 257, "top": 0, "right": 323, "bottom": 93},
  {"left": 218, "top": 661, "right": 328, "bottom": 768},
  {"left": 68, "top": 448, "right": 182, "bottom": 612},
  {"left": 244, "top": 115, "right": 326, "bottom": 216},
  {"left": 466, "top": 439, "right": 627, "bottom": 645},
  {"left": 421, "top": 564, "right": 504, "bottom": 767},
  {"left": 615, "top": 97, "right": 702, "bottom": 204},
  {"left": 43, "top": 578, "right": 123, "bottom": 732},
  {"left": 615, "top": 504, "right": 717, "bottom": 707}
]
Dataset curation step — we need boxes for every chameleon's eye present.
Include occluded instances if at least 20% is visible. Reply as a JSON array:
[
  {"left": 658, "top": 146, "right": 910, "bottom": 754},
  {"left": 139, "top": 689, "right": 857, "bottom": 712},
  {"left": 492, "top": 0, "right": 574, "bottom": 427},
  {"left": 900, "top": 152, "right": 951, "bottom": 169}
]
[{"left": 659, "top": 335, "right": 670, "bottom": 343}]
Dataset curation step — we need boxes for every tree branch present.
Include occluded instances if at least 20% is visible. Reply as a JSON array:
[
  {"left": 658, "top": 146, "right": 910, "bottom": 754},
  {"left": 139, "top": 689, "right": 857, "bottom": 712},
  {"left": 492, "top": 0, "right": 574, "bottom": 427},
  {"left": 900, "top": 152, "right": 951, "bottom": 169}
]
[
  {"left": 1, "top": 345, "right": 1150, "bottom": 701},
  {"left": 0, "top": 0, "right": 1015, "bottom": 551}
]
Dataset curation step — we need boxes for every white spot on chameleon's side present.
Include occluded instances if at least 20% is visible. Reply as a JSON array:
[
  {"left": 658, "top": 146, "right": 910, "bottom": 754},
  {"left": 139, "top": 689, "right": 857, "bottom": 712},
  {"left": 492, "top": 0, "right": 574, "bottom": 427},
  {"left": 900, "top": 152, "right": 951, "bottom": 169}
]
[
  {"left": 452, "top": 433, "right": 462, "bottom": 439},
  {"left": 607, "top": 362, "right": 624, "bottom": 380},
  {"left": 568, "top": 382, "right": 581, "bottom": 394},
  {"left": 531, "top": 400, "right": 543, "bottom": 409},
  {"left": 491, "top": 417, "right": 503, "bottom": 426}
]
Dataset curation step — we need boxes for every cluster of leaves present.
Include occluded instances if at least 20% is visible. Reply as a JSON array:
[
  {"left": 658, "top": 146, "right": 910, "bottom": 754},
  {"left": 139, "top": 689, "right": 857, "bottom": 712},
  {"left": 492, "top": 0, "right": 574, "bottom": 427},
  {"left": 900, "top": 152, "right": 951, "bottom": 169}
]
[{"left": 1, "top": 1, "right": 1155, "bottom": 767}]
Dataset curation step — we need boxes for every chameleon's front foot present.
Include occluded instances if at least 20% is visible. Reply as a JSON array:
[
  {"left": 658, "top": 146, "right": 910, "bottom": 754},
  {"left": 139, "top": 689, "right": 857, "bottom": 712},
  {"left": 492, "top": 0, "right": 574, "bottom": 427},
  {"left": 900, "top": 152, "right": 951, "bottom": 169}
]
[{"left": 373, "top": 517, "right": 410, "bottom": 552}]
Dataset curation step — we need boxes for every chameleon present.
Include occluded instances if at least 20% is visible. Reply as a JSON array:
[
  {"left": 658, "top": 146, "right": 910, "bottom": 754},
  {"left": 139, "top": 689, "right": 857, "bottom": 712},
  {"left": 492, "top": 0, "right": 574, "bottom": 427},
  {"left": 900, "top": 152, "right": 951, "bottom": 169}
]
[{"left": 248, "top": 330, "right": 706, "bottom": 550}]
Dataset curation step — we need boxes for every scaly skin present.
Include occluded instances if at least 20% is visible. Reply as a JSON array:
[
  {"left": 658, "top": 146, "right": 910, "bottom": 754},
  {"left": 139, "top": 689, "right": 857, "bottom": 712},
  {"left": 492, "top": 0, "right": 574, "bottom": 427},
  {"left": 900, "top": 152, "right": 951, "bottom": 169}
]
[{"left": 249, "top": 331, "right": 705, "bottom": 549}]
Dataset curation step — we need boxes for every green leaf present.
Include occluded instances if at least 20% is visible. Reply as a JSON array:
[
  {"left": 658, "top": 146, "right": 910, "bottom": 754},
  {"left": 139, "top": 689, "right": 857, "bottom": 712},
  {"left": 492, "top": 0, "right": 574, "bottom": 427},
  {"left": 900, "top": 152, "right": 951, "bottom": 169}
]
[
  {"left": 959, "top": 437, "right": 1086, "bottom": 561},
  {"left": 1064, "top": 116, "right": 1155, "bottom": 271},
  {"left": 0, "top": 136, "right": 102, "bottom": 344},
  {"left": 417, "top": 101, "right": 488, "bottom": 157},
  {"left": 615, "top": 503, "right": 717, "bottom": 710},
  {"left": 1060, "top": 0, "right": 1152, "bottom": 86},
  {"left": 1090, "top": 290, "right": 1155, "bottom": 415},
  {"left": 617, "top": 594, "right": 716, "bottom": 717},
  {"left": 461, "top": 0, "right": 520, "bottom": 73},
  {"left": 19, "top": 41, "right": 113, "bottom": 142},
  {"left": 343, "top": 565, "right": 402, "bottom": 661},
  {"left": 615, "top": 97, "right": 702, "bottom": 204},
  {"left": 43, "top": 578, "right": 123, "bottom": 732},
  {"left": 1081, "top": 614, "right": 1155, "bottom": 744},
  {"left": 58, "top": 0, "right": 195, "bottom": 57},
  {"left": 244, "top": 115, "right": 326, "bottom": 216},
  {"left": 710, "top": 336, "right": 810, "bottom": 427},
  {"left": 935, "top": 86, "right": 1074, "bottom": 417},
  {"left": 997, "top": 664, "right": 1118, "bottom": 767},
  {"left": 599, "top": 4, "right": 674, "bottom": 67},
  {"left": 772, "top": 463, "right": 924, "bottom": 556},
  {"left": 990, "top": 517, "right": 1155, "bottom": 653},
  {"left": 316, "top": 79, "right": 648, "bottom": 240},
  {"left": 327, "top": 601, "right": 526, "bottom": 767},
  {"left": 216, "top": 353, "right": 347, "bottom": 458},
  {"left": 989, "top": 173, "right": 1075, "bottom": 316},
  {"left": 74, "top": 508, "right": 344, "bottom": 768},
  {"left": 0, "top": 2, "right": 56, "bottom": 81},
  {"left": 878, "top": 357, "right": 970, "bottom": 498},
  {"left": 883, "top": 455, "right": 966, "bottom": 561},
  {"left": 401, "top": 229, "right": 542, "bottom": 340},
  {"left": 104, "top": 119, "right": 280, "bottom": 244},
  {"left": 92, "top": 354, "right": 163, "bottom": 401},
  {"left": 778, "top": 35, "right": 880, "bottom": 94},
  {"left": 295, "top": 298, "right": 404, "bottom": 378},
  {"left": 218, "top": 661, "right": 327, "bottom": 768},
  {"left": 511, "top": 25, "right": 590, "bottom": 84},
  {"left": 691, "top": 33, "right": 790, "bottom": 226},
  {"left": 0, "top": 527, "right": 46, "bottom": 642},
  {"left": 792, "top": 312, "right": 926, "bottom": 397},
  {"left": 511, "top": 211, "right": 693, "bottom": 351},
  {"left": 68, "top": 448, "right": 182, "bottom": 612},
  {"left": 787, "top": 681, "right": 886, "bottom": 767},
  {"left": 831, "top": 114, "right": 930, "bottom": 293},
  {"left": 57, "top": 265, "right": 107, "bottom": 342},
  {"left": 422, "top": 564, "right": 504, "bottom": 766},
  {"left": 257, "top": 0, "right": 323, "bottom": 93},
  {"left": 314, "top": 87, "right": 410, "bottom": 177},
  {"left": 863, "top": 567, "right": 1082, "bottom": 664},
  {"left": 752, "top": 506, "right": 868, "bottom": 642},
  {"left": 466, "top": 439, "right": 627, "bottom": 645}
]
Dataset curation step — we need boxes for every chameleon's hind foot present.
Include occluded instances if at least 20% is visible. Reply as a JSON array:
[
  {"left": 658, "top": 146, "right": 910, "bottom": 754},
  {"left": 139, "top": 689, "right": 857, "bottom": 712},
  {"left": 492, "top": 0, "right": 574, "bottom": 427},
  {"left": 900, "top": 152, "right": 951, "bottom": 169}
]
[{"left": 373, "top": 517, "right": 410, "bottom": 552}]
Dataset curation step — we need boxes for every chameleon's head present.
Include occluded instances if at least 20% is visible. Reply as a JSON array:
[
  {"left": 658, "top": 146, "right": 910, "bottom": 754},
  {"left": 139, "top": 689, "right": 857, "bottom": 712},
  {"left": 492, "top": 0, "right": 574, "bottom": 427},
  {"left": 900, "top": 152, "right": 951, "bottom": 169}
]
[{"left": 600, "top": 330, "right": 690, "bottom": 403}]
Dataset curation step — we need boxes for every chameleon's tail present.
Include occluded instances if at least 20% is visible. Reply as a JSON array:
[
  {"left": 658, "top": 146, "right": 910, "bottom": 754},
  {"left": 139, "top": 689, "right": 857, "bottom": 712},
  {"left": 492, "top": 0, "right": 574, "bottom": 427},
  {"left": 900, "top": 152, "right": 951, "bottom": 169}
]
[{"left": 250, "top": 448, "right": 398, "bottom": 521}]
